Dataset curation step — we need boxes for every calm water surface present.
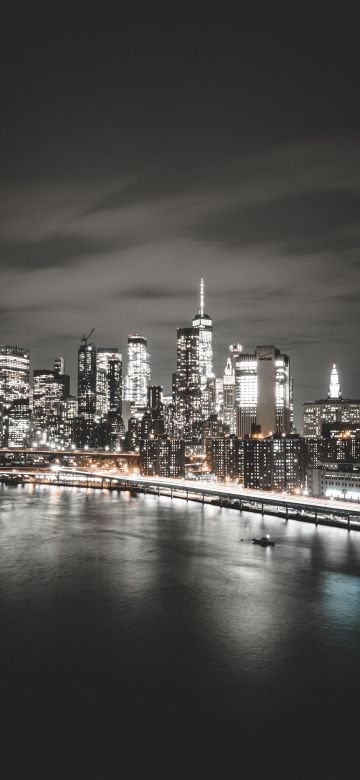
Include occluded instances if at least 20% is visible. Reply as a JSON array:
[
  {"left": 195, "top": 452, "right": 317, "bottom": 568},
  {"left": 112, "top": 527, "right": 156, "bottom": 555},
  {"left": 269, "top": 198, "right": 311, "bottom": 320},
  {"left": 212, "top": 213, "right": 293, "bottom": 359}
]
[{"left": 1, "top": 484, "right": 360, "bottom": 777}]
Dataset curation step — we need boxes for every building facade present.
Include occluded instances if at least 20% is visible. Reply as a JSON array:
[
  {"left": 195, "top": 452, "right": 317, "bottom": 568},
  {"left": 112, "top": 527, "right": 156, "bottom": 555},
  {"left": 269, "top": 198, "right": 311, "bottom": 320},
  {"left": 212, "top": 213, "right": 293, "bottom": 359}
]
[
  {"left": 235, "top": 346, "right": 290, "bottom": 437},
  {"left": 0, "top": 345, "right": 30, "bottom": 446},
  {"left": 175, "top": 326, "right": 201, "bottom": 442},
  {"left": 124, "top": 334, "right": 150, "bottom": 407},
  {"left": 140, "top": 437, "right": 185, "bottom": 478},
  {"left": 96, "top": 348, "right": 122, "bottom": 418}
]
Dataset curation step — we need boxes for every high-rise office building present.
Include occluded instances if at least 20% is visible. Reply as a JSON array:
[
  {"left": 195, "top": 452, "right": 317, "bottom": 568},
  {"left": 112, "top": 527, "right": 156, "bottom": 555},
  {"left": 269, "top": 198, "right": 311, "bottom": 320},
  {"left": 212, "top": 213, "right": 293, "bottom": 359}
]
[
  {"left": 7, "top": 399, "right": 32, "bottom": 448},
  {"left": 96, "top": 348, "right": 122, "bottom": 418},
  {"left": 235, "top": 346, "right": 290, "bottom": 436},
  {"left": 222, "top": 356, "right": 236, "bottom": 434},
  {"left": 0, "top": 345, "right": 30, "bottom": 446},
  {"left": 76, "top": 335, "right": 97, "bottom": 448},
  {"left": 32, "top": 369, "right": 65, "bottom": 444},
  {"left": 303, "top": 364, "right": 360, "bottom": 437},
  {"left": 235, "top": 353, "right": 257, "bottom": 436},
  {"left": 192, "top": 279, "right": 214, "bottom": 417},
  {"left": 175, "top": 326, "right": 201, "bottom": 442},
  {"left": 78, "top": 336, "right": 97, "bottom": 420},
  {"left": 148, "top": 385, "right": 163, "bottom": 413},
  {"left": 124, "top": 334, "right": 150, "bottom": 406}
]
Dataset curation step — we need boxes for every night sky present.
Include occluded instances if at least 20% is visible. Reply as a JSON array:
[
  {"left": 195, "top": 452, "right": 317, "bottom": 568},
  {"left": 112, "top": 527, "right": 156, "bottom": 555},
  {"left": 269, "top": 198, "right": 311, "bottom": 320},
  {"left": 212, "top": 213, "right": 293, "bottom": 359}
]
[{"left": 1, "top": 8, "right": 359, "bottom": 430}]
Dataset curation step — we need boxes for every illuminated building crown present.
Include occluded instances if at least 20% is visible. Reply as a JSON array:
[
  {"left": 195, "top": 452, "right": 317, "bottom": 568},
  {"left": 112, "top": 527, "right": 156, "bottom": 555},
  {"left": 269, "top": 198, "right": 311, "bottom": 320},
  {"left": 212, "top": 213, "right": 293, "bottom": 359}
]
[{"left": 328, "top": 363, "right": 341, "bottom": 399}]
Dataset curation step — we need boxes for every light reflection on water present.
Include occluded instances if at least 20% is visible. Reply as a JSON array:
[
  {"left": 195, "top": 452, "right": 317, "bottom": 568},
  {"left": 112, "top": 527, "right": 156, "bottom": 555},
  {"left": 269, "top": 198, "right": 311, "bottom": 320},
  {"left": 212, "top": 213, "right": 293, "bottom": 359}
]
[{"left": 1, "top": 483, "right": 360, "bottom": 775}]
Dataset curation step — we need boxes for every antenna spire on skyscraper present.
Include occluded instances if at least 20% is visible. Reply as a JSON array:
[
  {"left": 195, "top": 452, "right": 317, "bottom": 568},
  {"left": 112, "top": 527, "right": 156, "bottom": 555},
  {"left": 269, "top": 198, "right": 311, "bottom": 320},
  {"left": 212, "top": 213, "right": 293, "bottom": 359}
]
[{"left": 200, "top": 278, "right": 204, "bottom": 317}]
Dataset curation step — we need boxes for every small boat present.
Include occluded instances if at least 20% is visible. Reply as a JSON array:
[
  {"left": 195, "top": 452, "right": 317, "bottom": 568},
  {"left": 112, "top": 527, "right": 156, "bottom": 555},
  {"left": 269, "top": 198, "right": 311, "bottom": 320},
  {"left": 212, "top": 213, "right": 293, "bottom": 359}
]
[{"left": 252, "top": 535, "right": 275, "bottom": 547}]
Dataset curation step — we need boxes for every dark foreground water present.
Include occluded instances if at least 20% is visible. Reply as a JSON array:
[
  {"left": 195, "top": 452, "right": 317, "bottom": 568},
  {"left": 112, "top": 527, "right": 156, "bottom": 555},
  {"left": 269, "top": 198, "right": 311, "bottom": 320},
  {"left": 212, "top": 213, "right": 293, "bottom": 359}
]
[{"left": 1, "top": 484, "right": 360, "bottom": 778}]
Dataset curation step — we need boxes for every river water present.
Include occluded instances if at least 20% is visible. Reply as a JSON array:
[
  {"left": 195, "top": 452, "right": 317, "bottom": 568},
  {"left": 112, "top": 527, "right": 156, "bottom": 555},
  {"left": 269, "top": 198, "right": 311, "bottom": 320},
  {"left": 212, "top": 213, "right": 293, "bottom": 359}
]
[{"left": 1, "top": 483, "right": 360, "bottom": 778}]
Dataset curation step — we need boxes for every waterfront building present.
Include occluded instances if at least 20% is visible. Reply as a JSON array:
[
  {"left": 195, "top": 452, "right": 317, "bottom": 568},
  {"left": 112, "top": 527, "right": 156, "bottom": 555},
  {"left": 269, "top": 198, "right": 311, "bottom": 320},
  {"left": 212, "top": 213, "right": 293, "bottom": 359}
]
[
  {"left": 235, "top": 346, "right": 291, "bottom": 436},
  {"left": 306, "top": 426, "right": 360, "bottom": 469},
  {"left": 270, "top": 435, "right": 306, "bottom": 493},
  {"left": 7, "top": 398, "right": 31, "bottom": 448},
  {"left": 243, "top": 434, "right": 304, "bottom": 492},
  {"left": 307, "top": 462, "right": 360, "bottom": 501},
  {"left": 174, "top": 326, "right": 201, "bottom": 442},
  {"left": 205, "top": 435, "right": 241, "bottom": 482},
  {"left": 0, "top": 345, "right": 30, "bottom": 447},
  {"left": 124, "top": 334, "right": 150, "bottom": 406},
  {"left": 243, "top": 436, "right": 272, "bottom": 489},
  {"left": 303, "top": 364, "right": 360, "bottom": 437},
  {"left": 32, "top": 369, "right": 69, "bottom": 445},
  {"left": 140, "top": 437, "right": 185, "bottom": 478},
  {"left": 206, "top": 433, "right": 305, "bottom": 492}
]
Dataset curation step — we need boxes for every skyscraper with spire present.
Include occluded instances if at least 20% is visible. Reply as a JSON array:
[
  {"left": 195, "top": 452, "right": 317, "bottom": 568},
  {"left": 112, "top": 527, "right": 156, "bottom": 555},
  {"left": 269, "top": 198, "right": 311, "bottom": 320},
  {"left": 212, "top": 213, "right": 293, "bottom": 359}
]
[
  {"left": 192, "top": 278, "right": 214, "bottom": 418},
  {"left": 303, "top": 363, "right": 360, "bottom": 436}
]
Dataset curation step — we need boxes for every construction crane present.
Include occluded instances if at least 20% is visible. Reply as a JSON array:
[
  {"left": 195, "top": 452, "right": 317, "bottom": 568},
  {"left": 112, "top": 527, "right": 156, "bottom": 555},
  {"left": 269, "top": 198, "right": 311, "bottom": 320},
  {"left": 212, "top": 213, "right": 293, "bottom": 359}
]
[{"left": 81, "top": 328, "right": 95, "bottom": 346}]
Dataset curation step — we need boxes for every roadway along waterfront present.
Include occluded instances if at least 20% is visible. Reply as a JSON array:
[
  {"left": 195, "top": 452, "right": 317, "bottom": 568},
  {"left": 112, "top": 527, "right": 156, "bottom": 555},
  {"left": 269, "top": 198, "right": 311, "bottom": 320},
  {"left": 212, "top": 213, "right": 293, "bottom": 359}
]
[{"left": 1, "top": 466, "right": 360, "bottom": 531}]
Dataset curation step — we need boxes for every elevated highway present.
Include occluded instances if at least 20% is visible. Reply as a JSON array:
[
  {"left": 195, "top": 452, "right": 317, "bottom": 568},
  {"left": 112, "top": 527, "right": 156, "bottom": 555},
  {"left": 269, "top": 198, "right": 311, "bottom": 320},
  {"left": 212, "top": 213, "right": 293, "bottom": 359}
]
[{"left": 1, "top": 466, "right": 360, "bottom": 532}]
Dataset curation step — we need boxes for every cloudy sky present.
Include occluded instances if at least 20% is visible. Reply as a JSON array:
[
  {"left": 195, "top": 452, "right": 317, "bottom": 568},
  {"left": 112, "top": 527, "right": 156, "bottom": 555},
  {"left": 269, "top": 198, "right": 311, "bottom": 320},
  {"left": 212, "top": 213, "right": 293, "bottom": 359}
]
[{"left": 1, "top": 8, "right": 359, "bottom": 430}]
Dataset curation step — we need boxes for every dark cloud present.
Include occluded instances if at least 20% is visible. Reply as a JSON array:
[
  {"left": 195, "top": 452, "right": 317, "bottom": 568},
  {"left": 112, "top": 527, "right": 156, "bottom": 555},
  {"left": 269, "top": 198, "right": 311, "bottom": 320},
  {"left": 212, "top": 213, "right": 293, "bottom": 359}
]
[
  {"left": 194, "top": 190, "right": 360, "bottom": 249},
  {"left": 0, "top": 236, "right": 113, "bottom": 272},
  {"left": 112, "top": 285, "right": 196, "bottom": 301}
]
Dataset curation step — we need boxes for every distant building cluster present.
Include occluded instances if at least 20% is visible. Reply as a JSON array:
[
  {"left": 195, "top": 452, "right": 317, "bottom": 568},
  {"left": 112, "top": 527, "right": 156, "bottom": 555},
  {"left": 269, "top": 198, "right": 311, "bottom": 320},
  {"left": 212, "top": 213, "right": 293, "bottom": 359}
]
[{"left": 1, "top": 282, "right": 360, "bottom": 498}]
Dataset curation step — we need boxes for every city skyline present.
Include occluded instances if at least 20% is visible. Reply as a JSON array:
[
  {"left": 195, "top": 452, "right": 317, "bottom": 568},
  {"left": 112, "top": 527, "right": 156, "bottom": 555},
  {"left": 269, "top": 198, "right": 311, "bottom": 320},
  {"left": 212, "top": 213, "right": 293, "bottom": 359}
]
[
  {"left": 0, "top": 286, "right": 351, "bottom": 433},
  {"left": 1, "top": 10, "right": 360, "bottom": 432}
]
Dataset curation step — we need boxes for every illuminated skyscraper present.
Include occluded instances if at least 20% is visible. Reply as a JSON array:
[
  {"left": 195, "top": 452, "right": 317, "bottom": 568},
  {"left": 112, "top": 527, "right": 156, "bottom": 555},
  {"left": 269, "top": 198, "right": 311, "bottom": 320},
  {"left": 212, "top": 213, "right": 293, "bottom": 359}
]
[
  {"left": 175, "top": 326, "right": 201, "bottom": 442},
  {"left": 235, "top": 353, "right": 257, "bottom": 436},
  {"left": 192, "top": 279, "right": 214, "bottom": 417},
  {"left": 222, "top": 356, "right": 236, "bottom": 434},
  {"left": 96, "top": 348, "right": 122, "bottom": 417},
  {"left": 0, "top": 345, "right": 30, "bottom": 446},
  {"left": 77, "top": 336, "right": 97, "bottom": 420},
  {"left": 124, "top": 334, "right": 150, "bottom": 406},
  {"left": 235, "top": 346, "right": 290, "bottom": 436},
  {"left": 32, "top": 370, "right": 64, "bottom": 444}
]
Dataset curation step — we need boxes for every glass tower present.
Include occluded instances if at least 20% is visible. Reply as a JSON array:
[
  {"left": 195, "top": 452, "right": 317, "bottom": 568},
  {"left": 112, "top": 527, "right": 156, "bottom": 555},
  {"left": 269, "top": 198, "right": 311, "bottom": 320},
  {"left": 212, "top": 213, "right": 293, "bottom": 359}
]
[
  {"left": 192, "top": 278, "right": 214, "bottom": 417},
  {"left": 124, "top": 334, "right": 150, "bottom": 406},
  {"left": 0, "top": 344, "right": 30, "bottom": 446}
]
